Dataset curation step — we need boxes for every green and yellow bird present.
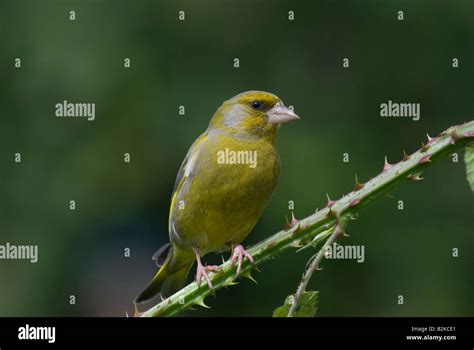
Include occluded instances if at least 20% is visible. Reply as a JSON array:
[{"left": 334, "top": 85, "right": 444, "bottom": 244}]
[{"left": 135, "top": 91, "right": 299, "bottom": 303}]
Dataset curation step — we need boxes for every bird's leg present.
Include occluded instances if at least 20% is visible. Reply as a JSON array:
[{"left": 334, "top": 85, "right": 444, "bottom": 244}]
[
  {"left": 193, "top": 248, "right": 219, "bottom": 289},
  {"left": 230, "top": 244, "right": 254, "bottom": 276}
]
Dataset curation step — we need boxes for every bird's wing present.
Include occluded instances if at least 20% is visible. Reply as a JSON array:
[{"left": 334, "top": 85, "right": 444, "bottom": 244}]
[{"left": 168, "top": 132, "right": 209, "bottom": 232}]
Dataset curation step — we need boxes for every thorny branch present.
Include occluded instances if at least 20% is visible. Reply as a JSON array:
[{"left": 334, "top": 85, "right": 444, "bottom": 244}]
[{"left": 138, "top": 120, "right": 474, "bottom": 317}]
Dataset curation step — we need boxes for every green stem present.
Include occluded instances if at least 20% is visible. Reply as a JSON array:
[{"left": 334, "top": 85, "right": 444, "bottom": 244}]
[
  {"left": 139, "top": 120, "right": 474, "bottom": 317},
  {"left": 287, "top": 223, "right": 344, "bottom": 317}
]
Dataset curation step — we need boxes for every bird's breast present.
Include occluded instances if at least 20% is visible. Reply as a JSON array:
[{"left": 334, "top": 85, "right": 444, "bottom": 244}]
[{"left": 171, "top": 134, "right": 280, "bottom": 253}]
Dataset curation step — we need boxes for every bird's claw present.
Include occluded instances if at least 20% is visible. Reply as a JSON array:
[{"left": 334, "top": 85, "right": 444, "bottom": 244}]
[
  {"left": 195, "top": 263, "right": 219, "bottom": 289},
  {"left": 230, "top": 244, "right": 254, "bottom": 276}
]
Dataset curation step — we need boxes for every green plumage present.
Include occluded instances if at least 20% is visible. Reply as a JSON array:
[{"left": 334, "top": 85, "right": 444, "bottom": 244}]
[{"left": 135, "top": 91, "right": 298, "bottom": 303}]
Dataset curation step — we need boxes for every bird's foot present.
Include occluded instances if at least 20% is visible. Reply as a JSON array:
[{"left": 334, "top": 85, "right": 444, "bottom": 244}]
[
  {"left": 194, "top": 251, "right": 219, "bottom": 289},
  {"left": 230, "top": 244, "right": 254, "bottom": 276},
  {"left": 195, "top": 263, "right": 219, "bottom": 289}
]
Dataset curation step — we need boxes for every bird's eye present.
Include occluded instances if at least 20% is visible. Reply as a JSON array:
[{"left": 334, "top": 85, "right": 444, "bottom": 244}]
[{"left": 251, "top": 101, "right": 262, "bottom": 110}]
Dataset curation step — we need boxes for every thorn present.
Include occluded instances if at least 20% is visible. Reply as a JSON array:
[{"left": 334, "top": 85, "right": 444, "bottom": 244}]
[
  {"left": 426, "top": 133, "right": 436, "bottom": 144},
  {"left": 194, "top": 298, "right": 210, "bottom": 309},
  {"left": 349, "top": 198, "right": 361, "bottom": 207},
  {"left": 353, "top": 174, "right": 363, "bottom": 191},
  {"left": 327, "top": 208, "right": 336, "bottom": 217},
  {"left": 407, "top": 172, "right": 424, "bottom": 181},
  {"left": 314, "top": 207, "right": 319, "bottom": 214},
  {"left": 125, "top": 311, "right": 129, "bottom": 318},
  {"left": 421, "top": 142, "right": 429, "bottom": 152},
  {"left": 419, "top": 154, "right": 432, "bottom": 164},
  {"left": 350, "top": 213, "right": 358, "bottom": 220},
  {"left": 343, "top": 231, "right": 350, "bottom": 237},
  {"left": 291, "top": 211, "right": 298, "bottom": 225},
  {"left": 241, "top": 270, "right": 257, "bottom": 284},
  {"left": 284, "top": 212, "right": 299, "bottom": 230},
  {"left": 283, "top": 215, "right": 290, "bottom": 230},
  {"left": 383, "top": 156, "right": 392, "bottom": 171},
  {"left": 402, "top": 150, "right": 410, "bottom": 161},
  {"left": 326, "top": 194, "right": 335, "bottom": 208},
  {"left": 290, "top": 240, "right": 303, "bottom": 248},
  {"left": 450, "top": 130, "right": 459, "bottom": 145},
  {"left": 290, "top": 226, "right": 301, "bottom": 237}
]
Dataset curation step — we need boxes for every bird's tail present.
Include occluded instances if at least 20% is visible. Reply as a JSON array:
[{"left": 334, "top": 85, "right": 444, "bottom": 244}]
[{"left": 134, "top": 244, "right": 194, "bottom": 304}]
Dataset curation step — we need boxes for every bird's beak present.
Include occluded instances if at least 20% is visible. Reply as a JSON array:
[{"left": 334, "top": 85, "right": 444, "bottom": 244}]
[{"left": 267, "top": 103, "right": 300, "bottom": 124}]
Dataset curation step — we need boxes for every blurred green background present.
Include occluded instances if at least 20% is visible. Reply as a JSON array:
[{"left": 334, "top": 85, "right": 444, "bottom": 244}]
[{"left": 0, "top": 0, "right": 473, "bottom": 317}]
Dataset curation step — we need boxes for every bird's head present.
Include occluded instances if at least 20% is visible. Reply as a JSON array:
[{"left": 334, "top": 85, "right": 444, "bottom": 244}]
[{"left": 209, "top": 91, "right": 300, "bottom": 141}]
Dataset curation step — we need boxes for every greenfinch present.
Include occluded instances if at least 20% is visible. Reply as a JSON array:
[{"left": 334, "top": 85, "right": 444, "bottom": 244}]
[{"left": 135, "top": 91, "right": 299, "bottom": 303}]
